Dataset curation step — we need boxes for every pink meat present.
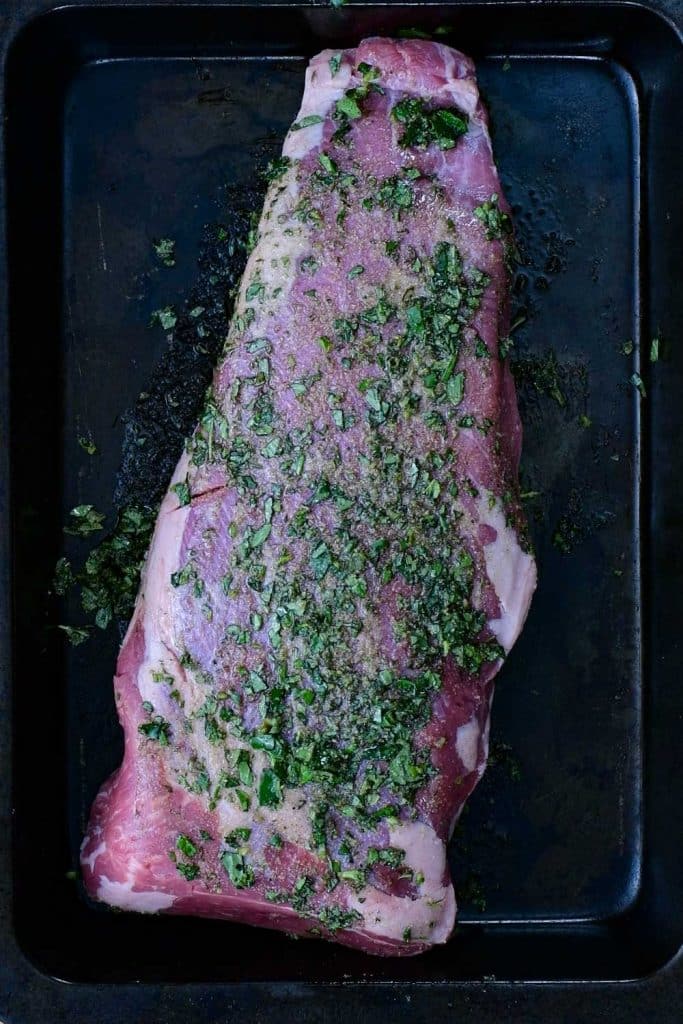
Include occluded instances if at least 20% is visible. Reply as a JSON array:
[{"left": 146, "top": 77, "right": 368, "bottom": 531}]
[{"left": 81, "top": 38, "right": 536, "bottom": 956}]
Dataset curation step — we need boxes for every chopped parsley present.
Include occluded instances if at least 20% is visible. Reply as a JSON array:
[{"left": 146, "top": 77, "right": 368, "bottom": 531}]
[
  {"left": 78, "top": 434, "right": 97, "bottom": 455},
  {"left": 473, "top": 194, "right": 512, "bottom": 241},
  {"left": 292, "top": 114, "right": 324, "bottom": 131},
  {"left": 220, "top": 851, "right": 255, "bottom": 888},
  {"left": 391, "top": 98, "right": 468, "bottom": 150},
  {"left": 171, "top": 478, "right": 191, "bottom": 507},
  {"left": 176, "top": 834, "right": 197, "bottom": 858},
  {"left": 150, "top": 306, "right": 177, "bottom": 331},
  {"left": 138, "top": 714, "right": 171, "bottom": 745},
  {"left": 58, "top": 624, "right": 91, "bottom": 646},
  {"left": 64, "top": 505, "right": 105, "bottom": 537},
  {"left": 153, "top": 238, "right": 176, "bottom": 268},
  {"left": 631, "top": 372, "right": 646, "bottom": 398}
]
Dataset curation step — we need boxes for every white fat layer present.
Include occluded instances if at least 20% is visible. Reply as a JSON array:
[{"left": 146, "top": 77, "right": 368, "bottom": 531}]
[
  {"left": 477, "top": 495, "right": 537, "bottom": 650},
  {"left": 238, "top": 165, "right": 301, "bottom": 305},
  {"left": 348, "top": 821, "right": 455, "bottom": 944},
  {"left": 134, "top": 453, "right": 314, "bottom": 850},
  {"left": 97, "top": 877, "right": 176, "bottom": 913},
  {"left": 455, "top": 716, "right": 480, "bottom": 773},
  {"left": 283, "top": 54, "right": 351, "bottom": 160},
  {"left": 81, "top": 840, "right": 107, "bottom": 872}
]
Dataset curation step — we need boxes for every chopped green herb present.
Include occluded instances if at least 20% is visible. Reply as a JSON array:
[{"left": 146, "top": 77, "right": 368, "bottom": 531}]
[
  {"left": 64, "top": 504, "right": 106, "bottom": 537},
  {"left": 153, "top": 238, "right": 176, "bottom": 268},
  {"left": 335, "top": 94, "right": 362, "bottom": 120},
  {"left": 176, "top": 862, "right": 200, "bottom": 881},
  {"left": 329, "top": 53, "right": 342, "bottom": 76},
  {"left": 78, "top": 434, "right": 97, "bottom": 455},
  {"left": 150, "top": 306, "right": 177, "bottom": 331},
  {"left": 138, "top": 715, "right": 171, "bottom": 745},
  {"left": 263, "top": 156, "right": 291, "bottom": 183},
  {"left": 317, "top": 906, "right": 364, "bottom": 932},
  {"left": 53, "top": 557, "right": 75, "bottom": 596},
  {"left": 220, "top": 851, "right": 255, "bottom": 888},
  {"left": 447, "top": 371, "right": 465, "bottom": 406},
  {"left": 473, "top": 194, "right": 512, "bottom": 241},
  {"left": 631, "top": 372, "right": 646, "bottom": 398},
  {"left": 224, "top": 827, "right": 251, "bottom": 847},
  {"left": 292, "top": 114, "right": 325, "bottom": 131},
  {"left": 58, "top": 624, "right": 91, "bottom": 646},
  {"left": 258, "top": 769, "right": 282, "bottom": 808},
  {"left": 391, "top": 98, "right": 468, "bottom": 150},
  {"left": 176, "top": 834, "right": 197, "bottom": 858},
  {"left": 171, "top": 478, "right": 191, "bottom": 507}
]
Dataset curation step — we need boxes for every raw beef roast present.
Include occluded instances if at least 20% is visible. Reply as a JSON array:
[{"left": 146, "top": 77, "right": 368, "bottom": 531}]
[{"left": 81, "top": 37, "right": 536, "bottom": 955}]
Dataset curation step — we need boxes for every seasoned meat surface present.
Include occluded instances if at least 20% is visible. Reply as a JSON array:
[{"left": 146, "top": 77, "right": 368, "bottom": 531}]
[{"left": 81, "top": 38, "right": 536, "bottom": 956}]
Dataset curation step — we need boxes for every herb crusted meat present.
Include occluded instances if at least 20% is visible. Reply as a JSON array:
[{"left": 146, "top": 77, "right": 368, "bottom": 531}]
[{"left": 81, "top": 38, "right": 536, "bottom": 956}]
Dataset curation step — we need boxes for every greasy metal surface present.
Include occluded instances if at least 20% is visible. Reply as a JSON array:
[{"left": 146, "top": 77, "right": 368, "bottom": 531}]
[{"left": 2, "top": 0, "right": 683, "bottom": 1019}]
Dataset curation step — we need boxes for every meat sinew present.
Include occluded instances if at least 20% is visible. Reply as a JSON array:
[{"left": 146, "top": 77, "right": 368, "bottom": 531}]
[{"left": 81, "top": 38, "right": 536, "bottom": 956}]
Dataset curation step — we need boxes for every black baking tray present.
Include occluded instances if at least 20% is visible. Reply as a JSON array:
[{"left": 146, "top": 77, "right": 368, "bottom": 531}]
[{"left": 1, "top": 0, "right": 683, "bottom": 1020}]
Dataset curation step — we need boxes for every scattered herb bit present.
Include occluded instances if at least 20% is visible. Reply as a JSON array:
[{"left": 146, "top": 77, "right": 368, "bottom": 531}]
[
  {"left": 335, "top": 94, "right": 362, "bottom": 120},
  {"left": 447, "top": 371, "right": 465, "bottom": 406},
  {"left": 64, "top": 505, "right": 106, "bottom": 537},
  {"left": 176, "top": 862, "right": 200, "bottom": 881},
  {"left": 150, "top": 306, "right": 177, "bottom": 331},
  {"left": 245, "top": 281, "right": 265, "bottom": 302},
  {"left": 459, "top": 875, "right": 487, "bottom": 912},
  {"left": 292, "top": 114, "right": 325, "bottom": 131},
  {"left": 224, "top": 827, "right": 252, "bottom": 847},
  {"left": 391, "top": 98, "right": 468, "bottom": 150},
  {"left": 512, "top": 351, "right": 566, "bottom": 407},
  {"left": 171, "top": 478, "right": 191, "bottom": 507},
  {"left": 220, "top": 851, "right": 255, "bottom": 888},
  {"left": 263, "top": 156, "right": 291, "bottom": 183},
  {"left": 176, "top": 834, "right": 197, "bottom": 858},
  {"left": 53, "top": 557, "right": 75, "bottom": 596},
  {"left": 58, "top": 624, "right": 91, "bottom": 646},
  {"left": 259, "top": 769, "right": 282, "bottom": 808},
  {"left": 318, "top": 906, "right": 364, "bottom": 932},
  {"left": 329, "top": 53, "right": 342, "bottom": 77},
  {"left": 579, "top": 414, "right": 592, "bottom": 428},
  {"left": 78, "top": 434, "right": 97, "bottom": 455},
  {"left": 153, "top": 238, "right": 176, "bottom": 268},
  {"left": 138, "top": 715, "right": 171, "bottom": 745},
  {"left": 473, "top": 194, "right": 512, "bottom": 241},
  {"left": 631, "top": 372, "right": 646, "bottom": 398},
  {"left": 650, "top": 336, "right": 660, "bottom": 363},
  {"left": 621, "top": 339, "right": 634, "bottom": 356}
]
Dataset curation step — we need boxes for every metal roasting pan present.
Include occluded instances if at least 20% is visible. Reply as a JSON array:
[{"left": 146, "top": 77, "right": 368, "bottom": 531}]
[{"left": 1, "top": 0, "right": 682, "bottom": 1020}]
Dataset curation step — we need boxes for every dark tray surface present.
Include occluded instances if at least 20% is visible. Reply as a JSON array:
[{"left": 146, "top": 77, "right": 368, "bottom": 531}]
[{"left": 1, "top": 0, "right": 682, "bottom": 1020}]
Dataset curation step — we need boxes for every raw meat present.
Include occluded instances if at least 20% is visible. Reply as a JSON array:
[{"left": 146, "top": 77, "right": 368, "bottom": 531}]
[{"left": 81, "top": 37, "right": 536, "bottom": 956}]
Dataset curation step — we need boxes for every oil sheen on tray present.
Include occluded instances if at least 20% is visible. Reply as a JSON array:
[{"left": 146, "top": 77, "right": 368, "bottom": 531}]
[{"left": 81, "top": 37, "right": 537, "bottom": 956}]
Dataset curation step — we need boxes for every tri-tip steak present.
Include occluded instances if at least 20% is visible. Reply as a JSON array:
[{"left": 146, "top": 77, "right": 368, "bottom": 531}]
[{"left": 81, "top": 37, "right": 537, "bottom": 956}]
